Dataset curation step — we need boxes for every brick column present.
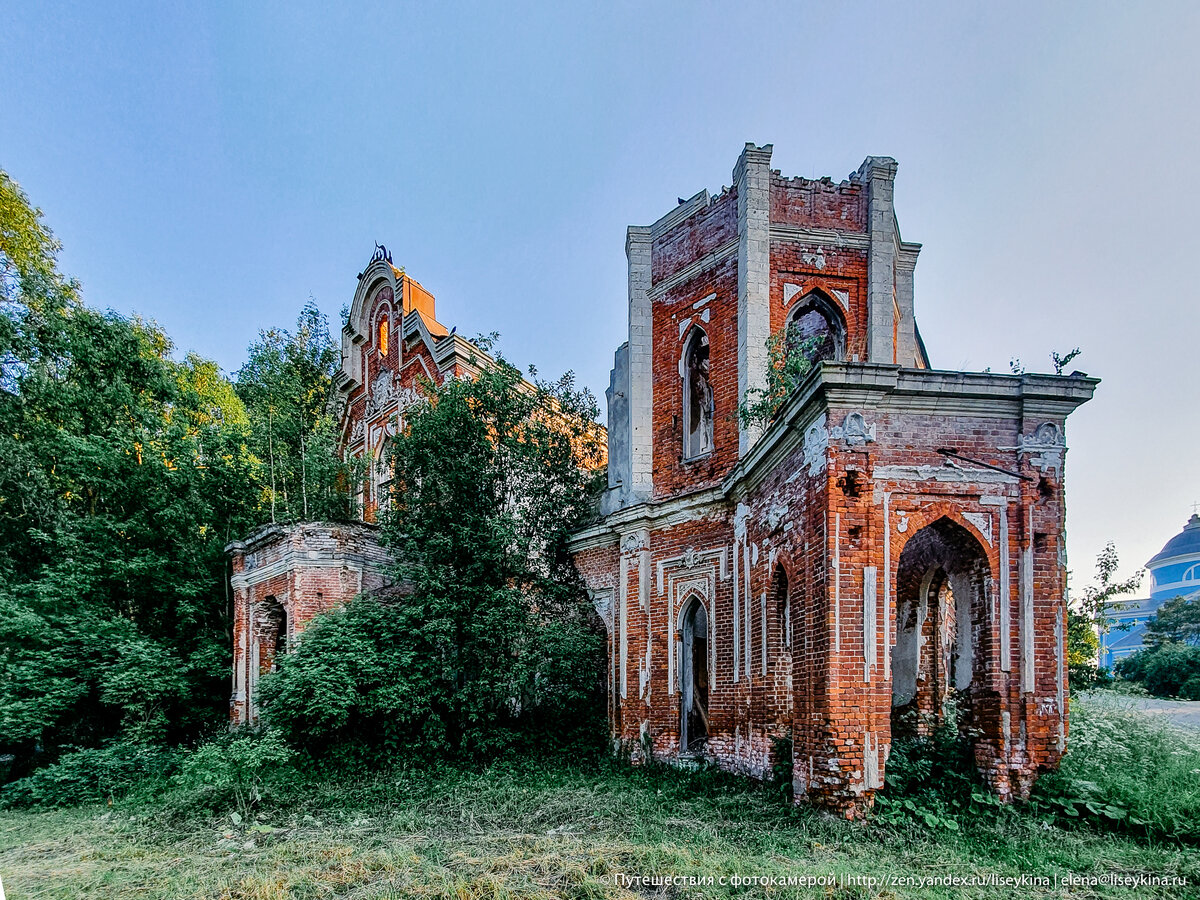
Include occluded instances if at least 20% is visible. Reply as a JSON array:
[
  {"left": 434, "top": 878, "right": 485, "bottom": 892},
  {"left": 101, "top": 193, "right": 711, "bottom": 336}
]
[
  {"left": 860, "top": 157, "right": 899, "bottom": 363},
  {"left": 626, "top": 227, "right": 653, "bottom": 499},
  {"left": 734, "top": 143, "right": 773, "bottom": 456}
]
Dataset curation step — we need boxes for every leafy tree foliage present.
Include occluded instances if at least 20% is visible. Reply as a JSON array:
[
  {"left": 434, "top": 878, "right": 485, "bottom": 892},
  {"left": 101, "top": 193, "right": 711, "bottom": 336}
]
[
  {"left": 1116, "top": 642, "right": 1200, "bottom": 699},
  {"left": 0, "top": 169, "right": 350, "bottom": 774},
  {"left": 261, "top": 356, "right": 607, "bottom": 760},
  {"left": 1145, "top": 594, "right": 1200, "bottom": 647},
  {"left": 235, "top": 301, "right": 356, "bottom": 523},
  {"left": 0, "top": 169, "right": 262, "bottom": 761},
  {"left": 1068, "top": 542, "right": 1141, "bottom": 691},
  {"left": 738, "top": 322, "right": 827, "bottom": 430}
]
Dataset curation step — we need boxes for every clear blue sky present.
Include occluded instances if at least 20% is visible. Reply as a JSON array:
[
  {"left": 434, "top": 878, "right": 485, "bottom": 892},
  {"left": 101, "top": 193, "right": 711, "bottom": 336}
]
[{"left": 3, "top": 1, "right": 1198, "bottom": 591}]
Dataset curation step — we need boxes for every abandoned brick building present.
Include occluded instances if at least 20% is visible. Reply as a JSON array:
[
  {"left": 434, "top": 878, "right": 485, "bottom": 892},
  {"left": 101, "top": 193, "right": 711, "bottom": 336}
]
[
  {"left": 228, "top": 145, "right": 1095, "bottom": 816},
  {"left": 568, "top": 143, "right": 1096, "bottom": 814},
  {"left": 228, "top": 245, "right": 508, "bottom": 724}
]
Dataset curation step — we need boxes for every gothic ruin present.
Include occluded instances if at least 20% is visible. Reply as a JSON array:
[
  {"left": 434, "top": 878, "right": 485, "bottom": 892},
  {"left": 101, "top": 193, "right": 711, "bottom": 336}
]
[
  {"left": 568, "top": 144, "right": 1095, "bottom": 815},
  {"left": 229, "top": 144, "right": 1095, "bottom": 817}
]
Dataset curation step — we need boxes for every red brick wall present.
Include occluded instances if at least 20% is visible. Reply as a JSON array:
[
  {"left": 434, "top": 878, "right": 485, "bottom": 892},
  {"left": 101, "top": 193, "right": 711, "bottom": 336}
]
[
  {"left": 651, "top": 259, "right": 740, "bottom": 497},
  {"left": 651, "top": 189, "right": 737, "bottom": 285},
  {"left": 229, "top": 522, "right": 391, "bottom": 724},
  {"left": 768, "top": 244, "right": 870, "bottom": 362},
  {"left": 770, "top": 173, "right": 867, "bottom": 232}
]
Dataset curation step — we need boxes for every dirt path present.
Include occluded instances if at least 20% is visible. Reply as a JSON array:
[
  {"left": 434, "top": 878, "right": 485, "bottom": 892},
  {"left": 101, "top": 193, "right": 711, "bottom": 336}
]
[{"left": 1085, "top": 692, "right": 1200, "bottom": 732}]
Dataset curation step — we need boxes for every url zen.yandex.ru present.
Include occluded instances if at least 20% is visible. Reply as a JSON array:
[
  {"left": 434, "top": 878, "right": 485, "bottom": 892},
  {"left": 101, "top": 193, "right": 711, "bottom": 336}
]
[{"left": 610, "top": 871, "right": 1190, "bottom": 890}]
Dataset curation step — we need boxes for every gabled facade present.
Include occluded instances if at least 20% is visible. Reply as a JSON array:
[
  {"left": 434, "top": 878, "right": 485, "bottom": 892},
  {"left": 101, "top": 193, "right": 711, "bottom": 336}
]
[
  {"left": 229, "top": 247, "right": 502, "bottom": 724},
  {"left": 335, "top": 245, "right": 501, "bottom": 521},
  {"left": 570, "top": 144, "right": 1097, "bottom": 815}
]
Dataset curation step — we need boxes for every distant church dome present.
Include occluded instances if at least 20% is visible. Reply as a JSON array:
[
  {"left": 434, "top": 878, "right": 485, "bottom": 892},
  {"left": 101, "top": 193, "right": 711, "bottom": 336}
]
[
  {"left": 1147, "top": 513, "right": 1200, "bottom": 569},
  {"left": 1101, "top": 512, "right": 1200, "bottom": 669}
]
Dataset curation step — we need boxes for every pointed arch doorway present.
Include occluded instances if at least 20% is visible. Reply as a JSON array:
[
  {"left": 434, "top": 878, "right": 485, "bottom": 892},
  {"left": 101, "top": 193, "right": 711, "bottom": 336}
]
[{"left": 679, "top": 596, "right": 710, "bottom": 752}]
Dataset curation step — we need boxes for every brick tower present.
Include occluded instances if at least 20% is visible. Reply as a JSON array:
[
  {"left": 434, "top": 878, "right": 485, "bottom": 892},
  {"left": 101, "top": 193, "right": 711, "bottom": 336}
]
[{"left": 570, "top": 144, "right": 1096, "bottom": 814}]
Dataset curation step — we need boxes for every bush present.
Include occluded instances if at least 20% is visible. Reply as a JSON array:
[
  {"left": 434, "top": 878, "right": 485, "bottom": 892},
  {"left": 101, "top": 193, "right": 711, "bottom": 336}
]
[
  {"left": 257, "top": 595, "right": 428, "bottom": 757},
  {"left": 872, "top": 699, "right": 994, "bottom": 832},
  {"left": 1182, "top": 676, "right": 1200, "bottom": 701},
  {"left": 171, "top": 729, "right": 296, "bottom": 815},
  {"left": 0, "top": 741, "right": 179, "bottom": 808},
  {"left": 1033, "top": 695, "right": 1200, "bottom": 840},
  {"left": 262, "top": 361, "right": 606, "bottom": 763},
  {"left": 1116, "top": 642, "right": 1200, "bottom": 697}
]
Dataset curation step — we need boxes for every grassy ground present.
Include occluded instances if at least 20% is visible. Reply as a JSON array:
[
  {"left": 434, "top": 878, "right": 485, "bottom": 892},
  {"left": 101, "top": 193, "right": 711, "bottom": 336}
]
[{"left": 2, "top": 757, "right": 1198, "bottom": 900}]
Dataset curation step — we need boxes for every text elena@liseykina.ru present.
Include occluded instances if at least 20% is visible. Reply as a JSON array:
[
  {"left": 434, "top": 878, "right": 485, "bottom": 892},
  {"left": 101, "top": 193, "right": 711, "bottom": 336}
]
[{"left": 608, "top": 871, "right": 1191, "bottom": 890}]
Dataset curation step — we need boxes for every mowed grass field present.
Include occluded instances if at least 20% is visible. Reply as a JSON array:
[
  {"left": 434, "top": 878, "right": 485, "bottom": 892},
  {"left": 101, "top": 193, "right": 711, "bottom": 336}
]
[{"left": 2, "top": 756, "right": 1197, "bottom": 900}]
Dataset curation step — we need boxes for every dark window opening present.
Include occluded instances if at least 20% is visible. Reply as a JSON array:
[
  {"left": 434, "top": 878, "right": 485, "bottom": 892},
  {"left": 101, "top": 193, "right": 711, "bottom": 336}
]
[
  {"left": 773, "top": 566, "right": 791, "bottom": 649},
  {"left": 786, "top": 292, "right": 846, "bottom": 366},
  {"left": 683, "top": 329, "right": 714, "bottom": 459},
  {"left": 680, "top": 598, "right": 709, "bottom": 752},
  {"left": 260, "top": 596, "right": 288, "bottom": 674}
]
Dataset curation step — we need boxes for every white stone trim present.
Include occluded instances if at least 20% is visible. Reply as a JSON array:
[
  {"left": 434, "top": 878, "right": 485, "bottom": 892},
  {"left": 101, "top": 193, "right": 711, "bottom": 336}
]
[
  {"left": 735, "top": 143, "right": 772, "bottom": 457},
  {"left": 1000, "top": 505, "right": 1012, "bottom": 672},
  {"left": 863, "top": 566, "right": 878, "bottom": 682},
  {"left": 1020, "top": 506, "right": 1035, "bottom": 693}
]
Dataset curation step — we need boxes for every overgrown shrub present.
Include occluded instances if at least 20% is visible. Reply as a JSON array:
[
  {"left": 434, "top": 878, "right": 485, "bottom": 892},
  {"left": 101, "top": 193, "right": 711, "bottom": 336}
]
[
  {"left": 1182, "top": 676, "right": 1200, "bottom": 701},
  {"left": 873, "top": 711, "right": 988, "bottom": 832},
  {"left": 171, "top": 729, "right": 296, "bottom": 815},
  {"left": 0, "top": 741, "right": 179, "bottom": 808},
  {"left": 258, "top": 595, "right": 429, "bottom": 756},
  {"left": 261, "top": 358, "right": 607, "bottom": 762},
  {"left": 1116, "top": 642, "right": 1200, "bottom": 697}
]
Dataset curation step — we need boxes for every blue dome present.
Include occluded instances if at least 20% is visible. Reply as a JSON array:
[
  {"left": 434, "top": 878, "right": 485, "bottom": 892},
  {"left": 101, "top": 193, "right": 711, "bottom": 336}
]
[{"left": 1147, "top": 514, "right": 1200, "bottom": 568}]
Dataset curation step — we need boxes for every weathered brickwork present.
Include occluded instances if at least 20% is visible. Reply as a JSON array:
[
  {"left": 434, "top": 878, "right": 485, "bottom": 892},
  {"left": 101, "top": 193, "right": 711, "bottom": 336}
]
[
  {"left": 334, "top": 246, "right": 495, "bottom": 521},
  {"left": 228, "top": 521, "right": 392, "bottom": 725},
  {"left": 572, "top": 143, "right": 1096, "bottom": 815}
]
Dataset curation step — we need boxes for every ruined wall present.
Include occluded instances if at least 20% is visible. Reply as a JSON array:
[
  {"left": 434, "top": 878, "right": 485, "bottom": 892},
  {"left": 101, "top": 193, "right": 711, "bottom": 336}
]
[
  {"left": 229, "top": 521, "right": 392, "bottom": 724},
  {"left": 574, "top": 143, "right": 1091, "bottom": 816}
]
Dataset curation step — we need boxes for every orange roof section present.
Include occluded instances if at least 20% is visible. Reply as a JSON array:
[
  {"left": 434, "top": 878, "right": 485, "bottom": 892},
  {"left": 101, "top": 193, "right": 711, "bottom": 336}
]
[{"left": 391, "top": 268, "right": 449, "bottom": 338}]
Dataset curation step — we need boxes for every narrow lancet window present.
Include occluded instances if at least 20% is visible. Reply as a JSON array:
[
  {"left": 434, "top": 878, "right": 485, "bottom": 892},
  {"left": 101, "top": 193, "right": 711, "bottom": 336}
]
[
  {"left": 680, "top": 598, "right": 709, "bottom": 751},
  {"left": 683, "top": 328, "right": 713, "bottom": 458}
]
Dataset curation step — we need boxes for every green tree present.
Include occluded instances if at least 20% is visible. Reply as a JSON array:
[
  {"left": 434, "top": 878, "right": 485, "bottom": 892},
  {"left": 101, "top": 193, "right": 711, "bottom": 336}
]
[
  {"left": 1116, "top": 642, "right": 1200, "bottom": 698},
  {"left": 235, "top": 300, "right": 353, "bottom": 522},
  {"left": 1068, "top": 543, "right": 1142, "bottom": 692},
  {"left": 261, "top": 354, "right": 607, "bottom": 759},
  {"left": 0, "top": 169, "right": 264, "bottom": 767},
  {"left": 738, "top": 322, "right": 828, "bottom": 430},
  {"left": 1145, "top": 594, "right": 1200, "bottom": 647}
]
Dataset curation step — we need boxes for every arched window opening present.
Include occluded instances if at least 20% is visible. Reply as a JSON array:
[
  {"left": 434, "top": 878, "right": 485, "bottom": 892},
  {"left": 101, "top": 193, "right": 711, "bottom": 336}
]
[
  {"left": 378, "top": 317, "right": 389, "bottom": 357},
  {"left": 679, "top": 597, "right": 710, "bottom": 752},
  {"left": 892, "top": 517, "right": 989, "bottom": 744},
  {"left": 682, "top": 328, "right": 714, "bottom": 459},
  {"left": 1184, "top": 563, "right": 1200, "bottom": 582},
  {"left": 259, "top": 596, "right": 288, "bottom": 674},
  {"left": 786, "top": 292, "right": 845, "bottom": 367},
  {"left": 772, "top": 566, "right": 791, "bottom": 649}
]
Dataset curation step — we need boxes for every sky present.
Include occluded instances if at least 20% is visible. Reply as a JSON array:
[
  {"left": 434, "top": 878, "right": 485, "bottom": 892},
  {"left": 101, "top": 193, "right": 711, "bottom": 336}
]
[{"left": 2, "top": 1, "right": 1198, "bottom": 593}]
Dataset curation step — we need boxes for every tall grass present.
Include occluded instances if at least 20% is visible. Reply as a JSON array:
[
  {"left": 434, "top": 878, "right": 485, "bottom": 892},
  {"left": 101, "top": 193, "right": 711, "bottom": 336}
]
[{"left": 1034, "top": 695, "right": 1200, "bottom": 840}]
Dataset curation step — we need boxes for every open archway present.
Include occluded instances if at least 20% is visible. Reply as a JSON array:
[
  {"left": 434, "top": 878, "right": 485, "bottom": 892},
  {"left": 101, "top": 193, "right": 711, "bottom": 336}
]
[
  {"left": 786, "top": 290, "right": 845, "bottom": 365},
  {"left": 679, "top": 596, "right": 710, "bottom": 752},
  {"left": 257, "top": 595, "right": 289, "bottom": 675},
  {"left": 892, "top": 517, "right": 991, "bottom": 741}
]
